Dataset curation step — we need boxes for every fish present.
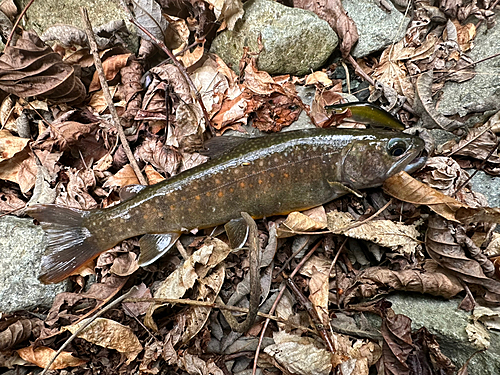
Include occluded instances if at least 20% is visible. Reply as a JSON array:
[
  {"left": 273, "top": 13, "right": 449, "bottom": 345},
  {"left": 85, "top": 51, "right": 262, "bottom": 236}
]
[
  {"left": 325, "top": 102, "right": 406, "bottom": 130},
  {"left": 27, "top": 128, "right": 426, "bottom": 283}
]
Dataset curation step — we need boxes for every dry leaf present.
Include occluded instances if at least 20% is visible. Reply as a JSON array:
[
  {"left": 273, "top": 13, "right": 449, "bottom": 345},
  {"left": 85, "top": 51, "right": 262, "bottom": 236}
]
[
  {"left": 89, "top": 53, "right": 131, "bottom": 91},
  {"left": 305, "top": 71, "right": 333, "bottom": 87},
  {"left": 103, "top": 164, "right": 140, "bottom": 189},
  {"left": 181, "top": 264, "right": 225, "bottom": 343},
  {"left": 17, "top": 346, "right": 86, "bottom": 370},
  {"left": 277, "top": 211, "right": 327, "bottom": 238},
  {"left": 308, "top": 267, "right": 329, "bottom": 323},
  {"left": 383, "top": 171, "right": 467, "bottom": 222},
  {"left": 64, "top": 318, "right": 142, "bottom": 364},
  {"left": 0, "top": 130, "right": 30, "bottom": 161},
  {"left": 264, "top": 331, "right": 332, "bottom": 375},
  {"left": 327, "top": 211, "right": 420, "bottom": 256},
  {"left": 144, "top": 164, "right": 165, "bottom": 185},
  {"left": 145, "top": 238, "right": 231, "bottom": 331}
]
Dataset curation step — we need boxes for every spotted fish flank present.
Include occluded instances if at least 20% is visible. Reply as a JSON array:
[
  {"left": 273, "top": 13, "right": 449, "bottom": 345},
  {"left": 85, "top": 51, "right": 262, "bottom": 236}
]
[{"left": 27, "top": 128, "right": 426, "bottom": 283}]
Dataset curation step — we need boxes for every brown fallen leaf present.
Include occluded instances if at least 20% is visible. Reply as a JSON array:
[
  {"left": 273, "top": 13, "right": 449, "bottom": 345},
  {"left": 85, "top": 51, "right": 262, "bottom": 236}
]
[
  {"left": 426, "top": 215, "right": 500, "bottom": 303},
  {"left": 103, "top": 164, "right": 140, "bottom": 189},
  {"left": 343, "top": 261, "right": 464, "bottom": 304},
  {"left": 293, "top": 0, "right": 358, "bottom": 57},
  {"left": 0, "top": 31, "right": 85, "bottom": 104},
  {"left": 17, "top": 346, "right": 86, "bottom": 370},
  {"left": 277, "top": 209, "right": 328, "bottom": 238},
  {"left": 0, "top": 318, "right": 42, "bottom": 351},
  {"left": 0, "top": 130, "right": 30, "bottom": 161},
  {"left": 327, "top": 210, "right": 420, "bottom": 256},
  {"left": 64, "top": 318, "right": 142, "bottom": 365},
  {"left": 264, "top": 331, "right": 332, "bottom": 375},
  {"left": 89, "top": 53, "right": 132, "bottom": 91},
  {"left": 383, "top": 171, "right": 467, "bottom": 222}
]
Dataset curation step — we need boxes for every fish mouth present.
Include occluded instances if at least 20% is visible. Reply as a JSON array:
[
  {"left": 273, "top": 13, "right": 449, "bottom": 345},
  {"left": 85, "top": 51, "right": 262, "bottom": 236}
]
[
  {"left": 387, "top": 137, "right": 427, "bottom": 176},
  {"left": 403, "top": 155, "right": 427, "bottom": 173}
]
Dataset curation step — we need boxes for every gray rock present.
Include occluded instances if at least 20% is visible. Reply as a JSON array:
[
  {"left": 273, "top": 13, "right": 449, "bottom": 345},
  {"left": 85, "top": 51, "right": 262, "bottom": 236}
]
[
  {"left": 468, "top": 170, "right": 500, "bottom": 208},
  {"left": 343, "top": 0, "right": 410, "bottom": 58},
  {"left": 383, "top": 293, "right": 500, "bottom": 375},
  {"left": 0, "top": 216, "right": 69, "bottom": 313},
  {"left": 438, "top": 12, "right": 500, "bottom": 117},
  {"left": 20, "top": 0, "right": 137, "bottom": 51},
  {"left": 210, "top": 0, "right": 338, "bottom": 75}
]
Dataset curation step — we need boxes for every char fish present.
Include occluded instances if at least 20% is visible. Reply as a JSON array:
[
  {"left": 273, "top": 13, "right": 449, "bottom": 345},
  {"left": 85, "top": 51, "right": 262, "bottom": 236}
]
[{"left": 28, "top": 128, "right": 425, "bottom": 283}]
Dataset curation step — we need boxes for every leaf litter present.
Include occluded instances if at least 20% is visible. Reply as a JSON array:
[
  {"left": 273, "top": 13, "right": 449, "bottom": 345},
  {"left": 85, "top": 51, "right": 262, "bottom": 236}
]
[{"left": 0, "top": 0, "right": 500, "bottom": 374}]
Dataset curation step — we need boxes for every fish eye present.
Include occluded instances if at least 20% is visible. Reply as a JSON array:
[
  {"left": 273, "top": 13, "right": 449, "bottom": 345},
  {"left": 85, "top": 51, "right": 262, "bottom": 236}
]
[{"left": 387, "top": 139, "right": 408, "bottom": 157}]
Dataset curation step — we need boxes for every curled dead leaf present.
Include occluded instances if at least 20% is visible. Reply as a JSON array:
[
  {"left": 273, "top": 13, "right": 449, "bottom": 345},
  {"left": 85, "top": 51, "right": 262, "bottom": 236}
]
[
  {"left": 383, "top": 171, "right": 467, "bottom": 222},
  {"left": 0, "top": 31, "right": 85, "bottom": 104}
]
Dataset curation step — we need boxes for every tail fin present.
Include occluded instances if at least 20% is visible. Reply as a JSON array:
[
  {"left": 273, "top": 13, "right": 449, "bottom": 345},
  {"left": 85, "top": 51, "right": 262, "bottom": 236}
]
[{"left": 26, "top": 204, "right": 102, "bottom": 284}]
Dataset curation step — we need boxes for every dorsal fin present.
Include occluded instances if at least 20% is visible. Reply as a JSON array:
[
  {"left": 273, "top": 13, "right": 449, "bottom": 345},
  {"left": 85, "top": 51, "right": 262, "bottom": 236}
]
[
  {"left": 201, "top": 136, "right": 253, "bottom": 159},
  {"left": 119, "top": 184, "right": 147, "bottom": 202}
]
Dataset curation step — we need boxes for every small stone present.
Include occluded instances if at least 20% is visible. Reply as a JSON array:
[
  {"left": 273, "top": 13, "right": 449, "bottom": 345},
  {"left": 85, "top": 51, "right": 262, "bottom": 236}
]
[
  {"left": 210, "top": 0, "right": 338, "bottom": 75},
  {"left": 343, "top": 0, "right": 410, "bottom": 58}
]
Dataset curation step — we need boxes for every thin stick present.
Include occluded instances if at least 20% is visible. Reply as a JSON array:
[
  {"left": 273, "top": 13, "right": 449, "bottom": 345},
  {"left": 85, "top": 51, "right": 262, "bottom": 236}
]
[
  {"left": 5, "top": 0, "right": 36, "bottom": 48},
  {"left": 121, "top": 7, "right": 212, "bottom": 131},
  {"left": 41, "top": 286, "right": 139, "bottom": 375},
  {"left": 346, "top": 55, "right": 415, "bottom": 115},
  {"left": 285, "top": 276, "right": 335, "bottom": 352},
  {"left": 252, "top": 240, "right": 323, "bottom": 375},
  {"left": 81, "top": 8, "right": 147, "bottom": 185}
]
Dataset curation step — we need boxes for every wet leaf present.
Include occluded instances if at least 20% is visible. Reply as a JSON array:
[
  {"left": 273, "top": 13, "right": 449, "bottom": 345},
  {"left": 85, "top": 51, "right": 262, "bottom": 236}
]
[
  {"left": 17, "top": 346, "right": 86, "bottom": 370},
  {"left": 327, "top": 211, "right": 420, "bottom": 256},
  {"left": 264, "top": 331, "right": 332, "bottom": 375},
  {"left": 64, "top": 317, "right": 142, "bottom": 364},
  {"left": 0, "top": 31, "right": 85, "bottom": 104}
]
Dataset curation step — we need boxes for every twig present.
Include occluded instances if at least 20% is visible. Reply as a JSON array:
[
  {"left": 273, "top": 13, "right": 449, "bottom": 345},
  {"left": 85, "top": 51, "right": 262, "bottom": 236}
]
[
  {"left": 252, "top": 240, "right": 323, "bottom": 375},
  {"left": 285, "top": 275, "right": 335, "bottom": 352},
  {"left": 121, "top": 5, "right": 212, "bottom": 132},
  {"left": 124, "top": 297, "right": 314, "bottom": 333},
  {"left": 81, "top": 8, "right": 147, "bottom": 185},
  {"left": 217, "top": 212, "right": 260, "bottom": 333},
  {"left": 346, "top": 55, "right": 415, "bottom": 115},
  {"left": 41, "top": 286, "right": 139, "bottom": 375},
  {"left": 5, "top": 0, "right": 36, "bottom": 48}
]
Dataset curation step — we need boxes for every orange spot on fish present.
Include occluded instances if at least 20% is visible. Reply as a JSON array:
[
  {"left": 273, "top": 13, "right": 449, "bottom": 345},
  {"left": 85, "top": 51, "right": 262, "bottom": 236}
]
[
  {"left": 258, "top": 179, "right": 263, "bottom": 184},
  {"left": 143, "top": 215, "right": 149, "bottom": 220},
  {"left": 215, "top": 178, "right": 221, "bottom": 184},
  {"left": 170, "top": 205, "right": 175, "bottom": 210},
  {"left": 229, "top": 187, "right": 234, "bottom": 193},
  {"left": 195, "top": 195, "right": 201, "bottom": 200},
  {"left": 240, "top": 182, "right": 245, "bottom": 188},
  {"left": 181, "top": 196, "right": 186, "bottom": 201},
  {"left": 270, "top": 172, "right": 275, "bottom": 178},
  {"left": 284, "top": 173, "right": 289, "bottom": 178},
  {"left": 206, "top": 192, "right": 211, "bottom": 197},
  {"left": 218, "top": 191, "right": 224, "bottom": 197},
  {"left": 299, "top": 168, "right": 304, "bottom": 173}
]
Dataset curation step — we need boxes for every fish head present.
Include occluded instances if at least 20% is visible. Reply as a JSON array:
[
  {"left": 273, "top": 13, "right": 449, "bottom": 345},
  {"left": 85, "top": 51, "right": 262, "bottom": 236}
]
[{"left": 341, "top": 132, "right": 426, "bottom": 189}]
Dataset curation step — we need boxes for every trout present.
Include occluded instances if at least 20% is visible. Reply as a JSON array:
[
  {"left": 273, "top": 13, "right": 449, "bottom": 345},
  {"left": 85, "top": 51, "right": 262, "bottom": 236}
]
[{"left": 27, "top": 128, "right": 425, "bottom": 283}]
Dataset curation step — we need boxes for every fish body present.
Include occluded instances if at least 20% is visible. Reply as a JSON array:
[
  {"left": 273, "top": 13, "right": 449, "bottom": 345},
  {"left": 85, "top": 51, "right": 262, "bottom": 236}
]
[
  {"left": 28, "top": 128, "right": 425, "bottom": 283},
  {"left": 326, "top": 102, "right": 406, "bottom": 130}
]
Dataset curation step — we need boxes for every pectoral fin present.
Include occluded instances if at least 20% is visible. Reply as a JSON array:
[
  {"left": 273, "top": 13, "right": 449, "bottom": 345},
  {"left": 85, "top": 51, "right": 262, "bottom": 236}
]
[
  {"left": 225, "top": 217, "right": 249, "bottom": 249},
  {"left": 138, "top": 232, "right": 181, "bottom": 266},
  {"left": 119, "top": 184, "right": 147, "bottom": 202},
  {"left": 327, "top": 180, "right": 363, "bottom": 198}
]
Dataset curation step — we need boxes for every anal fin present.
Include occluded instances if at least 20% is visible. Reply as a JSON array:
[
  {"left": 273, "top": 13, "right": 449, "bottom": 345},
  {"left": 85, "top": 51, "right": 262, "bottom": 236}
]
[{"left": 138, "top": 232, "right": 181, "bottom": 266}]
